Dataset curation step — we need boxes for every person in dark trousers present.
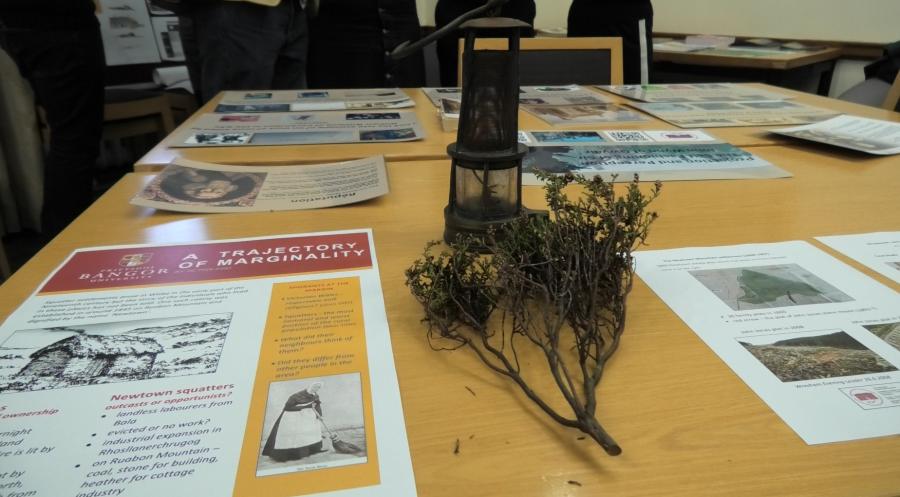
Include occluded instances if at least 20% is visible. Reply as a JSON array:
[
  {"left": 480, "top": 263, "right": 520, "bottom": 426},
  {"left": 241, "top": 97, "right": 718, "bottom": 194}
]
[
  {"left": 159, "top": 0, "right": 309, "bottom": 104},
  {"left": 0, "top": 0, "right": 105, "bottom": 237},
  {"left": 434, "top": 0, "right": 536, "bottom": 86},
  {"left": 567, "top": 0, "right": 653, "bottom": 85},
  {"left": 307, "top": 0, "right": 426, "bottom": 89}
]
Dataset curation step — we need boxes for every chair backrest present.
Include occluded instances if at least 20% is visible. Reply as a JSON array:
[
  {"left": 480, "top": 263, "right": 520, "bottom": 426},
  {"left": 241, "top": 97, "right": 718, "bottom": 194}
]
[
  {"left": 882, "top": 71, "right": 900, "bottom": 111},
  {"left": 458, "top": 37, "right": 623, "bottom": 86},
  {"left": 102, "top": 89, "right": 176, "bottom": 142}
]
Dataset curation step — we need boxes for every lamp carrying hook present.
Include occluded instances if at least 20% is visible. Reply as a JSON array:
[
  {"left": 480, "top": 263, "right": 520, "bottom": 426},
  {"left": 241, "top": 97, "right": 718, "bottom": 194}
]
[{"left": 387, "top": 0, "right": 511, "bottom": 63}]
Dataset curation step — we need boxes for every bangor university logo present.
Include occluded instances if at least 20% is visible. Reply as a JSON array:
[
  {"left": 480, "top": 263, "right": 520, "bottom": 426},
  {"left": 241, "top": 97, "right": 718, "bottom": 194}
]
[{"left": 119, "top": 253, "right": 154, "bottom": 267}]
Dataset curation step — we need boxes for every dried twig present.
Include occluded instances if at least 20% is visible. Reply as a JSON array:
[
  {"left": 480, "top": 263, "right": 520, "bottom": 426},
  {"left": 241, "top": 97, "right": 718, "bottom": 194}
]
[{"left": 406, "top": 172, "right": 661, "bottom": 455}]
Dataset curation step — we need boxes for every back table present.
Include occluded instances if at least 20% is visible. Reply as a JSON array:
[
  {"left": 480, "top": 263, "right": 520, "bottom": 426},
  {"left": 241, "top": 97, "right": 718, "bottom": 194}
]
[{"left": 134, "top": 83, "right": 900, "bottom": 171}]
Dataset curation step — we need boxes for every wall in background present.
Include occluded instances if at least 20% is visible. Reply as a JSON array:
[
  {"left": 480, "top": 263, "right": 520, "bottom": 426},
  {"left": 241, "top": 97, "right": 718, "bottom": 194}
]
[
  {"left": 415, "top": 0, "right": 895, "bottom": 97},
  {"left": 527, "top": 0, "right": 898, "bottom": 44},
  {"left": 419, "top": 0, "right": 897, "bottom": 44}
]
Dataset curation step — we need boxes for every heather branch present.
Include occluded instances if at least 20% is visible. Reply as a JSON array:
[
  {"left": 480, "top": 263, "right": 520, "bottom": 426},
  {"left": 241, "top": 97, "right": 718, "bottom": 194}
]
[{"left": 405, "top": 172, "right": 661, "bottom": 456}]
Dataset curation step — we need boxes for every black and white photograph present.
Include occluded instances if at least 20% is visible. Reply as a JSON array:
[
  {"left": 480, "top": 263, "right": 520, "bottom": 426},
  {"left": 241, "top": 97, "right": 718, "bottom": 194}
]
[
  {"left": 738, "top": 330, "right": 897, "bottom": 382},
  {"left": 144, "top": 165, "right": 266, "bottom": 206},
  {"left": 689, "top": 264, "right": 854, "bottom": 311},
  {"left": 257, "top": 373, "right": 368, "bottom": 476},
  {"left": 0, "top": 313, "right": 232, "bottom": 393}
]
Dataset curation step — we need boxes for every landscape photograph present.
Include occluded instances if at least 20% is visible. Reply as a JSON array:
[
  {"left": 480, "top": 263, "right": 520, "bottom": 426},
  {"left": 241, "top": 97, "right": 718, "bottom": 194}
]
[
  {"left": 690, "top": 263, "right": 853, "bottom": 311},
  {"left": 862, "top": 321, "right": 900, "bottom": 352},
  {"left": 0, "top": 313, "right": 232, "bottom": 393},
  {"left": 738, "top": 330, "right": 897, "bottom": 382}
]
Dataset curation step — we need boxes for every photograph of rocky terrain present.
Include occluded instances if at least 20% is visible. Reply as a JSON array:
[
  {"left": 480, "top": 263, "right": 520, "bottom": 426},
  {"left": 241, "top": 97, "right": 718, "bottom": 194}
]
[
  {"left": 862, "top": 321, "right": 900, "bottom": 352},
  {"left": 0, "top": 313, "right": 232, "bottom": 393},
  {"left": 690, "top": 264, "right": 853, "bottom": 311},
  {"left": 739, "top": 330, "right": 897, "bottom": 382}
]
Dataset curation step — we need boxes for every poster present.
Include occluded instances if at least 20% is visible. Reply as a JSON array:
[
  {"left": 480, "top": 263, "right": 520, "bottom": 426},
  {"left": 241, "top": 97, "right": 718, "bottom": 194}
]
[
  {"left": 597, "top": 83, "right": 792, "bottom": 103},
  {"left": 817, "top": 232, "right": 900, "bottom": 284},
  {"left": 634, "top": 241, "right": 900, "bottom": 445},
  {"left": 96, "top": 0, "right": 161, "bottom": 66},
  {"left": 130, "top": 156, "right": 389, "bottom": 213},
  {"left": 169, "top": 110, "right": 425, "bottom": 147},
  {"left": 627, "top": 100, "right": 838, "bottom": 128},
  {"left": 772, "top": 115, "right": 900, "bottom": 155},
  {"left": 216, "top": 89, "right": 414, "bottom": 112},
  {"left": 151, "top": 16, "right": 184, "bottom": 62},
  {"left": 0, "top": 230, "right": 416, "bottom": 497},
  {"left": 519, "top": 129, "right": 790, "bottom": 184}
]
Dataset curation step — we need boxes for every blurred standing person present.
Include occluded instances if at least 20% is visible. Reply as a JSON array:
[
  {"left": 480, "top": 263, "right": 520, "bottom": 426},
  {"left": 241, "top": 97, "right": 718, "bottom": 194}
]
[
  {"left": 434, "top": 0, "right": 536, "bottom": 87},
  {"left": 567, "top": 0, "right": 653, "bottom": 84},
  {"left": 307, "top": 0, "right": 425, "bottom": 88},
  {"left": 0, "top": 0, "right": 105, "bottom": 236},
  {"left": 158, "top": 0, "right": 309, "bottom": 104}
]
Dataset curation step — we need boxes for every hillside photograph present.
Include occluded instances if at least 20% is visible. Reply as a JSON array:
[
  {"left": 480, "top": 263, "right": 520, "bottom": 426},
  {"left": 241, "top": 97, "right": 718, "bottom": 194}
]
[
  {"left": 738, "top": 330, "right": 897, "bottom": 382},
  {"left": 862, "top": 321, "right": 900, "bottom": 352}
]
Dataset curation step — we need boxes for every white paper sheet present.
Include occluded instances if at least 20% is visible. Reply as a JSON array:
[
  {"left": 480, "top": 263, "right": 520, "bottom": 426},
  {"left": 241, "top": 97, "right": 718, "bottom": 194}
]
[
  {"left": 817, "top": 231, "right": 900, "bottom": 284},
  {"left": 151, "top": 16, "right": 184, "bottom": 62},
  {"left": 0, "top": 230, "right": 416, "bottom": 497},
  {"left": 635, "top": 241, "right": 900, "bottom": 445},
  {"left": 597, "top": 83, "right": 793, "bottom": 103},
  {"left": 130, "top": 156, "right": 389, "bottom": 213},
  {"left": 170, "top": 110, "right": 425, "bottom": 147},
  {"left": 772, "top": 115, "right": 900, "bottom": 155},
  {"left": 520, "top": 129, "right": 791, "bottom": 184},
  {"left": 97, "top": 0, "right": 161, "bottom": 65},
  {"left": 217, "top": 89, "right": 414, "bottom": 112},
  {"left": 627, "top": 100, "right": 838, "bottom": 128}
]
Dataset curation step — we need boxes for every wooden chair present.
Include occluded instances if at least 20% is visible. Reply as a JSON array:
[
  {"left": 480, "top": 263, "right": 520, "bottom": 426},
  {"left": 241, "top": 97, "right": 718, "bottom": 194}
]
[
  {"left": 458, "top": 36, "right": 624, "bottom": 86},
  {"left": 882, "top": 71, "right": 900, "bottom": 111},
  {"left": 102, "top": 89, "right": 176, "bottom": 143}
]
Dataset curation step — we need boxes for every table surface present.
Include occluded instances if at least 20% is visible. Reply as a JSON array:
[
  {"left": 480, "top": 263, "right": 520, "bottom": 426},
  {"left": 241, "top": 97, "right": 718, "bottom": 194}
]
[
  {"left": 134, "top": 84, "right": 900, "bottom": 171},
  {"left": 4, "top": 144, "right": 900, "bottom": 497},
  {"left": 654, "top": 45, "right": 843, "bottom": 70}
]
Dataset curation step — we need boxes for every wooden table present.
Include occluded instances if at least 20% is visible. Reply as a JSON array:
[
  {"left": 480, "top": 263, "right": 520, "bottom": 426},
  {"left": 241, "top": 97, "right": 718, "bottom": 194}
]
[
  {"left": 654, "top": 46, "right": 843, "bottom": 71},
  {"left": 134, "top": 85, "right": 898, "bottom": 171},
  {"left": 654, "top": 46, "right": 843, "bottom": 96},
  {"left": 3, "top": 146, "right": 900, "bottom": 496}
]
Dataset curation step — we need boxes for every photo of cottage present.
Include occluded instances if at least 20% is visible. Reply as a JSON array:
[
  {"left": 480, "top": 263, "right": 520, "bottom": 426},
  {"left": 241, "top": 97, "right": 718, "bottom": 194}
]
[{"left": 0, "top": 313, "right": 232, "bottom": 393}]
